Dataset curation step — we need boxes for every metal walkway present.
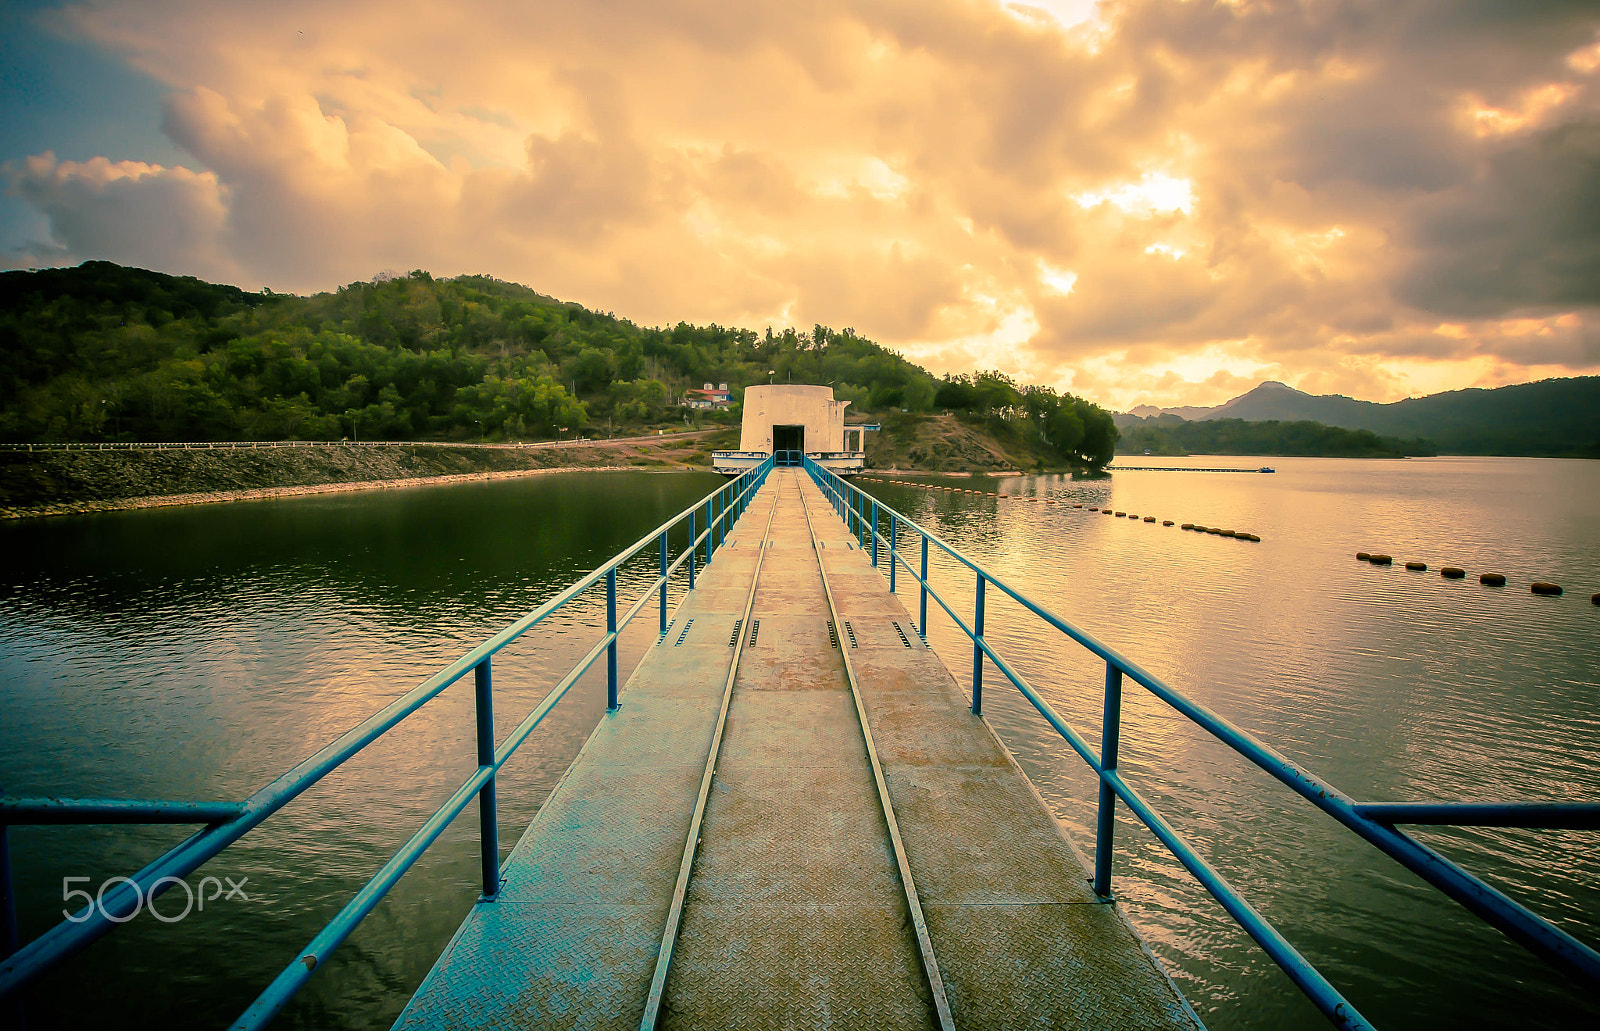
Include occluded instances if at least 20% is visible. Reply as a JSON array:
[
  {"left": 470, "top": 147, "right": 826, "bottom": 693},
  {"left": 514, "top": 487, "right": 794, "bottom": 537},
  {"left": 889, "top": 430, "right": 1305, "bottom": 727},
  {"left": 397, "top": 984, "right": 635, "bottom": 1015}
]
[{"left": 394, "top": 470, "right": 1200, "bottom": 1030}]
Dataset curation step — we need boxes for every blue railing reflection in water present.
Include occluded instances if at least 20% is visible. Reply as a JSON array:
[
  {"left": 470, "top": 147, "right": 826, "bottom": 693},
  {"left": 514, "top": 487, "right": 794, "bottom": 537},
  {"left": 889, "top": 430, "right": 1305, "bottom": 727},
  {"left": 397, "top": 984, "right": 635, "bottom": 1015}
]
[
  {"left": 804, "top": 457, "right": 1600, "bottom": 1031},
  {"left": 0, "top": 458, "right": 774, "bottom": 1030}
]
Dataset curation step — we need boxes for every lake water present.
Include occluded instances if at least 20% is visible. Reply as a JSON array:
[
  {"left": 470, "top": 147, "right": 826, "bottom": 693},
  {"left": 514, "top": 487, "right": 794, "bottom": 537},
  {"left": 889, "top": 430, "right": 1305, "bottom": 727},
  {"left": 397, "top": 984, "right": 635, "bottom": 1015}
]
[{"left": 2, "top": 459, "right": 1597, "bottom": 1029}]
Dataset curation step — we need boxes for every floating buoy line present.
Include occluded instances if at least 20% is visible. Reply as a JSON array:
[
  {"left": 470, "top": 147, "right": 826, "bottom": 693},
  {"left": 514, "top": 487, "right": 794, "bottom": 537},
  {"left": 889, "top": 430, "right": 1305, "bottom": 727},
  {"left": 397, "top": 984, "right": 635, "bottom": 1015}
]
[
  {"left": 1353, "top": 552, "right": 1592, "bottom": 600},
  {"left": 854, "top": 475, "right": 1263, "bottom": 543},
  {"left": 851, "top": 476, "right": 1594, "bottom": 602}
]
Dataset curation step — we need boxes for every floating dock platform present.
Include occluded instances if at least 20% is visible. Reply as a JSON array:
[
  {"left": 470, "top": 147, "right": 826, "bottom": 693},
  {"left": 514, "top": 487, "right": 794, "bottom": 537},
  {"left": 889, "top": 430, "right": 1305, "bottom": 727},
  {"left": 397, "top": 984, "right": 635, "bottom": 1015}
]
[{"left": 395, "top": 469, "right": 1201, "bottom": 1030}]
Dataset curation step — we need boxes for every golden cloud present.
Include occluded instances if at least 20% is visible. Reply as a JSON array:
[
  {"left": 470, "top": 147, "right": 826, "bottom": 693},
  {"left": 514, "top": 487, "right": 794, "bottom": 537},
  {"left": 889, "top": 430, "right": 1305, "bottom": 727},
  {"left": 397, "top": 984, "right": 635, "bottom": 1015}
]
[{"left": 5, "top": 0, "right": 1600, "bottom": 409}]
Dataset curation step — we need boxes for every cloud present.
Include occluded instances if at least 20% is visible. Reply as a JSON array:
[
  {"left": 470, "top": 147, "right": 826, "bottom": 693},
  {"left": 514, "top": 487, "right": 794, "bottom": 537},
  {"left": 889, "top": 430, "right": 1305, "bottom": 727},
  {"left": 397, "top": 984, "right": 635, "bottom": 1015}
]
[
  {"left": 1397, "top": 118, "right": 1600, "bottom": 316},
  {"left": 6, "top": 152, "right": 233, "bottom": 279},
  {"left": 5, "top": 0, "right": 1600, "bottom": 409}
]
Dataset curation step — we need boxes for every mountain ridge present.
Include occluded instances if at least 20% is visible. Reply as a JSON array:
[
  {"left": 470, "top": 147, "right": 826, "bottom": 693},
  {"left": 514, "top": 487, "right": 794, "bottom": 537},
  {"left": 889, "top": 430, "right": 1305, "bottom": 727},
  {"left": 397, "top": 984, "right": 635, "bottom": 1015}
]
[{"left": 1115, "top": 377, "right": 1600, "bottom": 457}]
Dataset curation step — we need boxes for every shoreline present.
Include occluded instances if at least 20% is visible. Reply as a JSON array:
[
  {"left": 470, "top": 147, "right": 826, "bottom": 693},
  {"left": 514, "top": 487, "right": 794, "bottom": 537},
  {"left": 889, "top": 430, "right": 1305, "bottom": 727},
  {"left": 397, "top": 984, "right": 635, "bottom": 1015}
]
[{"left": 0, "top": 465, "right": 678, "bottom": 520}]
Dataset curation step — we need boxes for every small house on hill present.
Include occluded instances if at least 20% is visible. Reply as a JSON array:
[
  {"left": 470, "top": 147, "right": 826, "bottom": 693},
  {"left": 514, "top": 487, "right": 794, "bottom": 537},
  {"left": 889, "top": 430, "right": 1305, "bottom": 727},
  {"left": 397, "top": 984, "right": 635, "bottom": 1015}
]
[{"left": 682, "top": 382, "right": 732, "bottom": 409}]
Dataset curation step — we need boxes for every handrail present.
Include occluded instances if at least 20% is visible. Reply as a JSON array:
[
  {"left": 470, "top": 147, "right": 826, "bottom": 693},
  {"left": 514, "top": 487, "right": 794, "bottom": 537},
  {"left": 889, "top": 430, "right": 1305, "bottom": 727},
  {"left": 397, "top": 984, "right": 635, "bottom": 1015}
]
[
  {"left": 803, "top": 456, "right": 1600, "bottom": 1031},
  {"left": 0, "top": 456, "right": 774, "bottom": 1027}
]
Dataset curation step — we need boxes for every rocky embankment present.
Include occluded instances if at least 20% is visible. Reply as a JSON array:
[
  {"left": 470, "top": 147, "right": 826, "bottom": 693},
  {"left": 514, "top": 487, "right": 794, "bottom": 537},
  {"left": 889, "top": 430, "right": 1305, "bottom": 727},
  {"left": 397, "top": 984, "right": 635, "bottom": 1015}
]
[
  {"left": 864, "top": 412, "right": 1089, "bottom": 474},
  {"left": 0, "top": 434, "right": 721, "bottom": 519}
]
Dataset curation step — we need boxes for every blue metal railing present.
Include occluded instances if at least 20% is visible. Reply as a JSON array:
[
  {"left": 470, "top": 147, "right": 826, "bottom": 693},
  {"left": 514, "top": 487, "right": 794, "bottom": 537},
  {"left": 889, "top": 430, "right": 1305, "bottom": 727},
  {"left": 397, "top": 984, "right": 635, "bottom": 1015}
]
[
  {"left": 804, "top": 457, "right": 1600, "bottom": 1031},
  {"left": 0, "top": 457, "right": 773, "bottom": 1028}
]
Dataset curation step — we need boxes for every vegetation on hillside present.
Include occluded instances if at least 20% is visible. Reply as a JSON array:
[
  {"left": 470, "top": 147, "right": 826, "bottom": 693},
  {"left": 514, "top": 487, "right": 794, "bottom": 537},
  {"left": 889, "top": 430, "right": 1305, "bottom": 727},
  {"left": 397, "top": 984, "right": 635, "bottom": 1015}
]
[
  {"left": 1115, "top": 416, "right": 1437, "bottom": 458},
  {"left": 932, "top": 372, "right": 1117, "bottom": 467},
  {"left": 0, "top": 262, "right": 1119, "bottom": 469}
]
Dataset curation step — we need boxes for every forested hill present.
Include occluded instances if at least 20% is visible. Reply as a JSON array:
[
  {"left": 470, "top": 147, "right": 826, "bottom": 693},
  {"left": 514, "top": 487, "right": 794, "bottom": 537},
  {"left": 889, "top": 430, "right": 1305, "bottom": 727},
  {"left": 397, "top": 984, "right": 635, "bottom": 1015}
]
[{"left": 0, "top": 262, "right": 1117, "bottom": 467}]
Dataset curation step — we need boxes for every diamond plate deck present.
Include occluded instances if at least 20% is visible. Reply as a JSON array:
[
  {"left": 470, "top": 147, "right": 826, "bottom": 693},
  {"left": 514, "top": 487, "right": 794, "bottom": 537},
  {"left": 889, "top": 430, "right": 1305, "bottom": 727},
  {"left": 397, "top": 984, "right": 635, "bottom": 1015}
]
[{"left": 395, "top": 471, "right": 1201, "bottom": 1031}]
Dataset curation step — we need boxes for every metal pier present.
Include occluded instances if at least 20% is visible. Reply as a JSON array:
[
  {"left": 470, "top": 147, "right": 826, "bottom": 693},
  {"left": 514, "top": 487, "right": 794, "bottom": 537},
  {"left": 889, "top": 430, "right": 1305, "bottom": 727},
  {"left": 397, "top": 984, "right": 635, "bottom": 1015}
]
[
  {"left": 393, "top": 470, "right": 1199, "bottom": 1030},
  {"left": 11, "top": 461, "right": 1590, "bottom": 1029}
]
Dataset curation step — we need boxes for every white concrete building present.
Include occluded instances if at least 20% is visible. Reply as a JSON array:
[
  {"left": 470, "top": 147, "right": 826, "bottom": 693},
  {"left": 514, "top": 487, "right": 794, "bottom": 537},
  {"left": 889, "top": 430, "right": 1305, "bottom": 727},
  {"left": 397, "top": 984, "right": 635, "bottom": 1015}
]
[{"left": 713, "top": 384, "right": 866, "bottom": 476}]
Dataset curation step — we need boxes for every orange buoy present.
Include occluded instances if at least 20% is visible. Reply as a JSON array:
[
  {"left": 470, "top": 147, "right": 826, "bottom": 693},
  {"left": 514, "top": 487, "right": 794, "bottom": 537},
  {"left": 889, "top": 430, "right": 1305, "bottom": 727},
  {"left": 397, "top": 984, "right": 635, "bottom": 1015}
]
[
  {"left": 1181, "top": 523, "right": 1194, "bottom": 530},
  {"left": 1246, "top": 533, "right": 1262, "bottom": 542},
  {"left": 1440, "top": 567, "right": 1465, "bottom": 579},
  {"left": 1089, "top": 507, "right": 1099, "bottom": 512},
  {"left": 1114, "top": 511, "right": 1125, "bottom": 517},
  {"left": 1143, "top": 516, "right": 1156, "bottom": 522},
  {"left": 1480, "top": 572, "right": 1506, "bottom": 586},
  {"left": 1356, "top": 552, "right": 1371, "bottom": 561},
  {"left": 1591, "top": 593, "right": 1599, "bottom": 605},
  {"left": 1531, "top": 582, "right": 1563, "bottom": 596},
  {"left": 1163, "top": 520, "right": 1174, "bottom": 526},
  {"left": 1073, "top": 503, "right": 1083, "bottom": 508},
  {"left": 1369, "top": 554, "right": 1393, "bottom": 564},
  {"left": 1405, "top": 561, "right": 1427, "bottom": 571},
  {"left": 1102, "top": 510, "right": 1114, "bottom": 515}
]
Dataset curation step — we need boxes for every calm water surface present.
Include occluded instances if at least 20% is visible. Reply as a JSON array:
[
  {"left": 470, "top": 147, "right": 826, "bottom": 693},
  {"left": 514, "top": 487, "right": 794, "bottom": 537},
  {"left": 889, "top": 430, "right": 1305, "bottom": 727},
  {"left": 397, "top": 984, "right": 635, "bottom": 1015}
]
[{"left": 2, "top": 458, "right": 1597, "bottom": 1029}]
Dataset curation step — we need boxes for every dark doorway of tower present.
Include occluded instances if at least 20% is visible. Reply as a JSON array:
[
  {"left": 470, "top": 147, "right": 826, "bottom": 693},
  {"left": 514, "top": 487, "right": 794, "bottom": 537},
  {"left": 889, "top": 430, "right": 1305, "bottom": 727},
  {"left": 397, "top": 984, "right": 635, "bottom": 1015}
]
[{"left": 773, "top": 425, "right": 805, "bottom": 466}]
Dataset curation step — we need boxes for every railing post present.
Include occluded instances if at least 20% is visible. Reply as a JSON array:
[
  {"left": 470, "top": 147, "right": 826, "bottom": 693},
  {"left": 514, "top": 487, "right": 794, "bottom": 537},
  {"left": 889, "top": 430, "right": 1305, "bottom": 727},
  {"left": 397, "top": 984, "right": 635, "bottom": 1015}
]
[
  {"left": 870, "top": 500, "right": 879, "bottom": 567},
  {"left": 972, "top": 574, "right": 986, "bottom": 715},
  {"left": 1093, "top": 661, "right": 1124, "bottom": 898},
  {"left": 888, "top": 514, "right": 897, "bottom": 592},
  {"left": 688, "top": 511, "right": 696, "bottom": 590},
  {"left": 606, "top": 568, "right": 619, "bottom": 711},
  {"left": 858, "top": 493, "right": 867, "bottom": 548},
  {"left": 919, "top": 534, "right": 930, "bottom": 639},
  {"left": 474, "top": 659, "right": 501, "bottom": 899},
  {"left": 659, "top": 530, "right": 669, "bottom": 636},
  {"left": 703, "top": 499, "right": 712, "bottom": 565}
]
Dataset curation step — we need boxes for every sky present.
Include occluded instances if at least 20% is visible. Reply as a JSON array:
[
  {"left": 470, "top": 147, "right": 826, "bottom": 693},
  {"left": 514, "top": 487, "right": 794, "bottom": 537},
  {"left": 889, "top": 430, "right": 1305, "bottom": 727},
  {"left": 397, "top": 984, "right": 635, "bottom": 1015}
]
[{"left": 3, "top": 0, "right": 1599, "bottom": 412}]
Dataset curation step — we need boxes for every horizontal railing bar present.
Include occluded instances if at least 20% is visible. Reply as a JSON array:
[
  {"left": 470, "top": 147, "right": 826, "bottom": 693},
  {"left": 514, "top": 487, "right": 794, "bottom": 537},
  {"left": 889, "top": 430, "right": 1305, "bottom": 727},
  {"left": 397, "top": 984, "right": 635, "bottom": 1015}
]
[
  {"left": 618, "top": 469, "right": 767, "bottom": 633},
  {"left": 973, "top": 633, "right": 1102, "bottom": 772},
  {"left": 0, "top": 799, "right": 242, "bottom": 825},
  {"left": 0, "top": 467, "right": 766, "bottom": 997},
  {"left": 1351, "top": 802, "right": 1600, "bottom": 829},
  {"left": 231, "top": 619, "right": 608, "bottom": 1029},
  {"left": 229, "top": 469, "right": 775, "bottom": 1025},
  {"left": 1100, "top": 770, "right": 1374, "bottom": 1031},
  {"left": 814, "top": 461, "right": 1600, "bottom": 1000},
  {"left": 1116, "top": 668, "right": 1600, "bottom": 986},
  {"left": 231, "top": 469, "right": 783, "bottom": 1022},
  {"left": 493, "top": 635, "right": 613, "bottom": 769},
  {"left": 888, "top": 545, "right": 1101, "bottom": 771},
  {"left": 232, "top": 764, "right": 496, "bottom": 1030}
]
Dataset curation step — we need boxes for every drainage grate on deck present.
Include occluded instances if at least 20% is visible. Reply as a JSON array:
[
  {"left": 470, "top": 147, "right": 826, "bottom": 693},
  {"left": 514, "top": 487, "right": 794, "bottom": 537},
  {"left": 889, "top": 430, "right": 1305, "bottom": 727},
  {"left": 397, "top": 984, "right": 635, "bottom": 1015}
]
[
  {"left": 747, "top": 619, "right": 760, "bottom": 647},
  {"left": 842, "top": 621, "right": 859, "bottom": 648},
  {"left": 729, "top": 620, "right": 743, "bottom": 648},
  {"left": 827, "top": 620, "right": 839, "bottom": 648},
  {"left": 892, "top": 621, "right": 913, "bottom": 648},
  {"left": 675, "top": 618, "right": 695, "bottom": 646}
]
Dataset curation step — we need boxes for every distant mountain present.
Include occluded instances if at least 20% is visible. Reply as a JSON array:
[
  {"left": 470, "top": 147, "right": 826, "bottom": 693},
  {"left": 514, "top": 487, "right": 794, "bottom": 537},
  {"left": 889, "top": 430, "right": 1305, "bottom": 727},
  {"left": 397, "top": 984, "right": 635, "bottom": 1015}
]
[
  {"left": 1118, "top": 377, "right": 1600, "bottom": 457},
  {"left": 1127, "top": 402, "right": 1216, "bottom": 421}
]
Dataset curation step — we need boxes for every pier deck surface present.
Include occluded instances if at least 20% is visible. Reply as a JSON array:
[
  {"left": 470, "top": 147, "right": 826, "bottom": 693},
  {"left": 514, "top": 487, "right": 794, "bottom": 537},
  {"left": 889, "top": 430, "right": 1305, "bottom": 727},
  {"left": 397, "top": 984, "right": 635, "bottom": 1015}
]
[{"left": 395, "top": 470, "right": 1200, "bottom": 1030}]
